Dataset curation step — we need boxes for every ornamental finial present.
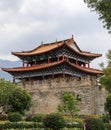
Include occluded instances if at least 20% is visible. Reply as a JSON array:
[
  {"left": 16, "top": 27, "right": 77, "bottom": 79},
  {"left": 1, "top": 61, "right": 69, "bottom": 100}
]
[
  {"left": 56, "top": 38, "right": 57, "bottom": 42},
  {"left": 41, "top": 41, "right": 43, "bottom": 45}
]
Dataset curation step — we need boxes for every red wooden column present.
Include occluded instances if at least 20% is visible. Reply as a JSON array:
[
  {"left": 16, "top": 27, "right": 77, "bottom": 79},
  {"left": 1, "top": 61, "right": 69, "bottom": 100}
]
[
  {"left": 88, "top": 63, "right": 90, "bottom": 68},
  {"left": 22, "top": 61, "right": 24, "bottom": 67},
  {"left": 57, "top": 57, "right": 59, "bottom": 61},
  {"left": 76, "top": 59, "right": 78, "bottom": 65},
  {"left": 84, "top": 63, "right": 86, "bottom": 68},
  {"left": 48, "top": 57, "right": 50, "bottom": 63},
  {"left": 34, "top": 60, "right": 36, "bottom": 65}
]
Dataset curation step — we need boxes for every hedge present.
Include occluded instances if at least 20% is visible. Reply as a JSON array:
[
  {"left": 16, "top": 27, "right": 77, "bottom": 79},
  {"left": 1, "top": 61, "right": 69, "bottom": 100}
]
[
  {"left": 0, "top": 122, "right": 44, "bottom": 129},
  {"left": 0, "top": 121, "right": 83, "bottom": 129}
]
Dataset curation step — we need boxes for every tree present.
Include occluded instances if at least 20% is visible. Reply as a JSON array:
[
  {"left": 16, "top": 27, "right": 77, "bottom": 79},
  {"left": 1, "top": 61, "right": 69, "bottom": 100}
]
[
  {"left": 105, "top": 93, "right": 111, "bottom": 120},
  {"left": 99, "top": 50, "right": 111, "bottom": 92},
  {"left": 104, "top": 94, "right": 111, "bottom": 120},
  {"left": 84, "top": 0, "right": 111, "bottom": 33},
  {"left": 0, "top": 79, "right": 15, "bottom": 114},
  {"left": 99, "top": 50, "right": 111, "bottom": 120},
  {"left": 8, "top": 87, "right": 32, "bottom": 114},
  {"left": 0, "top": 79, "right": 31, "bottom": 114},
  {"left": 58, "top": 91, "right": 81, "bottom": 119}
]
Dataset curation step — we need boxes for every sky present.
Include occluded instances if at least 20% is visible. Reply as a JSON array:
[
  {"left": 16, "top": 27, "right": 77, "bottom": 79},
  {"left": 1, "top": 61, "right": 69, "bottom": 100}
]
[{"left": 0, "top": 0, "right": 111, "bottom": 69}]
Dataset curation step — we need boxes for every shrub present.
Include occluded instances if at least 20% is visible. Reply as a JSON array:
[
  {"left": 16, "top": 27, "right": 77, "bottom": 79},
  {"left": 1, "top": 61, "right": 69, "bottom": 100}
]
[
  {"left": 25, "top": 114, "right": 32, "bottom": 121},
  {"left": 105, "top": 123, "right": 111, "bottom": 130},
  {"left": 0, "top": 114, "right": 8, "bottom": 121},
  {"left": 8, "top": 112, "right": 22, "bottom": 122},
  {"left": 65, "top": 122, "right": 83, "bottom": 129},
  {"left": 100, "top": 114, "right": 110, "bottom": 123},
  {"left": 0, "top": 122, "right": 44, "bottom": 129},
  {"left": 43, "top": 113, "right": 65, "bottom": 130},
  {"left": 84, "top": 117, "right": 105, "bottom": 130},
  {"left": 31, "top": 114, "right": 44, "bottom": 122}
]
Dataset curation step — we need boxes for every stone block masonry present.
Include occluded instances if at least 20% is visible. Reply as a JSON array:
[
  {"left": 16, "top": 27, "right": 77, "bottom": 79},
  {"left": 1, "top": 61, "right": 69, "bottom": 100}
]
[{"left": 19, "top": 75, "right": 107, "bottom": 115}]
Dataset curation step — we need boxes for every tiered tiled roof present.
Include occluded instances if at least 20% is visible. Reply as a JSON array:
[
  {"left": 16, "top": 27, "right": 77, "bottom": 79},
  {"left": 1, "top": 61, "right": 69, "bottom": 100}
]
[
  {"left": 2, "top": 36, "right": 103, "bottom": 79},
  {"left": 2, "top": 59, "right": 103, "bottom": 75},
  {"left": 12, "top": 36, "right": 101, "bottom": 58}
]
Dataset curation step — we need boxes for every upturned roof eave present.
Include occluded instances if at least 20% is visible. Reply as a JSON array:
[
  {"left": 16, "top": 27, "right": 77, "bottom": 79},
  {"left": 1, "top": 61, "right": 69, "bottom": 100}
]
[
  {"left": 2, "top": 59, "right": 103, "bottom": 75},
  {"left": 11, "top": 42, "right": 64, "bottom": 57},
  {"left": 12, "top": 44, "right": 102, "bottom": 59},
  {"left": 11, "top": 37, "right": 73, "bottom": 56},
  {"left": 65, "top": 43, "right": 102, "bottom": 58}
]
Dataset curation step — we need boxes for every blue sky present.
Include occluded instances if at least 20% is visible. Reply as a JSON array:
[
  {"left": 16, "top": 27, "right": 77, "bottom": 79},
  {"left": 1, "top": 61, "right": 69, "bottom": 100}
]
[{"left": 0, "top": 0, "right": 111, "bottom": 69}]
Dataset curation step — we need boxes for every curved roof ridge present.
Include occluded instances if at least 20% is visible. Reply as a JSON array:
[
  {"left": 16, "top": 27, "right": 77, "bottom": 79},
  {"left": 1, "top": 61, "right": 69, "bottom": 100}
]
[
  {"left": 12, "top": 37, "right": 102, "bottom": 59},
  {"left": 1, "top": 60, "right": 64, "bottom": 72},
  {"left": 12, "top": 37, "right": 73, "bottom": 56},
  {"left": 66, "top": 43, "right": 102, "bottom": 58},
  {"left": 68, "top": 61, "right": 103, "bottom": 74},
  {"left": 2, "top": 59, "right": 103, "bottom": 75}
]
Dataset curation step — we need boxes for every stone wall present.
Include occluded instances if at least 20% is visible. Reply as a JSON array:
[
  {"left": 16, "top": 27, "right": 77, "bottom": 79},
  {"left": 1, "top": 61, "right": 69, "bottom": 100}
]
[{"left": 18, "top": 75, "right": 107, "bottom": 115}]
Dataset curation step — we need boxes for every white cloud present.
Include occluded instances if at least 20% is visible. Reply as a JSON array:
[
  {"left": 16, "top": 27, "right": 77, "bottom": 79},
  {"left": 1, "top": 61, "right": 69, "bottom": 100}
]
[
  {"left": 0, "top": 55, "right": 19, "bottom": 61},
  {"left": 19, "top": 0, "right": 87, "bottom": 15},
  {"left": 0, "top": 0, "right": 110, "bottom": 69}
]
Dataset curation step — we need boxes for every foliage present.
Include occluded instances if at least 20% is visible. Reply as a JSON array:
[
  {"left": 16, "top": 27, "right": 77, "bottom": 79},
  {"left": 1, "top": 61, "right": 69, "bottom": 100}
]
[
  {"left": 31, "top": 114, "right": 45, "bottom": 122},
  {"left": 0, "top": 114, "right": 8, "bottom": 121},
  {"left": 84, "top": 0, "right": 111, "bottom": 33},
  {"left": 65, "top": 123, "right": 83, "bottom": 129},
  {"left": 99, "top": 68, "right": 111, "bottom": 93},
  {"left": 58, "top": 91, "right": 80, "bottom": 118},
  {"left": 8, "top": 112, "right": 22, "bottom": 122},
  {"left": 99, "top": 50, "right": 111, "bottom": 92},
  {"left": 99, "top": 50, "right": 111, "bottom": 120},
  {"left": 25, "top": 113, "right": 32, "bottom": 121},
  {"left": 43, "top": 113, "right": 65, "bottom": 130},
  {"left": 0, "top": 79, "right": 16, "bottom": 114},
  {"left": 105, "top": 123, "right": 111, "bottom": 130},
  {"left": 0, "top": 120, "right": 83, "bottom": 129},
  {"left": 64, "top": 117, "right": 84, "bottom": 129},
  {"left": 84, "top": 116, "right": 105, "bottom": 130},
  {"left": 8, "top": 87, "right": 32, "bottom": 114},
  {"left": 0, "top": 78, "right": 32, "bottom": 114},
  {"left": 104, "top": 94, "right": 111, "bottom": 120},
  {"left": 100, "top": 114, "right": 110, "bottom": 123},
  {"left": 0, "top": 121, "right": 44, "bottom": 129}
]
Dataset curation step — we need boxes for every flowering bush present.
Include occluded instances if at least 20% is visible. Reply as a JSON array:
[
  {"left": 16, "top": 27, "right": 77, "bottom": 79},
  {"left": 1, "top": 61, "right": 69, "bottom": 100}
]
[{"left": 43, "top": 113, "right": 65, "bottom": 130}]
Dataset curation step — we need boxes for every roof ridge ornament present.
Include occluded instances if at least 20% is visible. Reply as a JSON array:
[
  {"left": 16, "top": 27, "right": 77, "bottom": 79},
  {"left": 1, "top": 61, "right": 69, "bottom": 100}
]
[
  {"left": 56, "top": 38, "right": 57, "bottom": 42},
  {"left": 41, "top": 41, "right": 43, "bottom": 45},
  {"left": 72, "top": 34, "right": 74, "bottom": 40}
]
